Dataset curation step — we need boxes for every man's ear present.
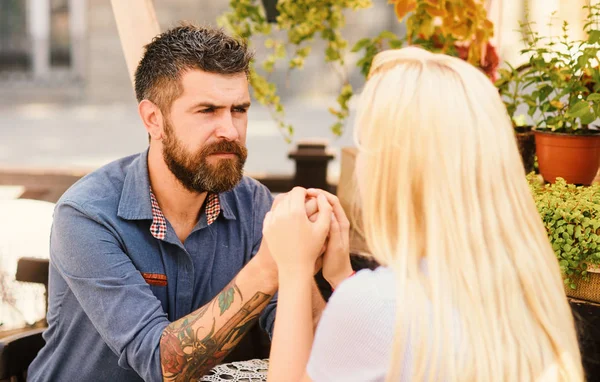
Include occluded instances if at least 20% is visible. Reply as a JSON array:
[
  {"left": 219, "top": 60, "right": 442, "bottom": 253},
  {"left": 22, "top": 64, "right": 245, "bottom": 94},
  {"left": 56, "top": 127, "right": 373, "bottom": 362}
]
[{"left": 138, "top": 100, "right": 164, "bottom": 141}]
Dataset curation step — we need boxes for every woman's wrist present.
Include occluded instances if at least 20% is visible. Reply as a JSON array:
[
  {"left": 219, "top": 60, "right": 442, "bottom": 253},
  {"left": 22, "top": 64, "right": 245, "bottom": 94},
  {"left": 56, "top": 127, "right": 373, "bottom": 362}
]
[
  {"left": 326, "top": 265, "right": 355, "bottom": 290},
  {"left": 278, "top": 267, "right": 314, "bottom": 291},
  {"left": 278, "top": 263, "right": 314, "bottom": 280}
]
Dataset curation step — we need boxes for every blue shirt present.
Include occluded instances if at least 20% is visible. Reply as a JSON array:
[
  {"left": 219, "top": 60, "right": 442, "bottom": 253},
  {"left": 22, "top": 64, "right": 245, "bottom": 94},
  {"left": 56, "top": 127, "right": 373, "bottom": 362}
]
[{"left": 28, "top": 150, "right": 276, "bottom": 382}]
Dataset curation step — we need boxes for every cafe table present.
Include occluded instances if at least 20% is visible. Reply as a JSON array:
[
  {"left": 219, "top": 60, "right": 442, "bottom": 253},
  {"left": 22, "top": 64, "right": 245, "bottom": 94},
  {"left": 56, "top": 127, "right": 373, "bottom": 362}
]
[{"left": 200, "top": 359, "right": 268, "bottom": 381}]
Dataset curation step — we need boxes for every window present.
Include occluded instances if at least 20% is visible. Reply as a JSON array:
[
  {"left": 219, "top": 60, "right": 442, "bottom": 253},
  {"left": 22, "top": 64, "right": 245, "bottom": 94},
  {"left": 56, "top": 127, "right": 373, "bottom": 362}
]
[{"left": 0, "top": 0, "right": 86, "bottom": 84}]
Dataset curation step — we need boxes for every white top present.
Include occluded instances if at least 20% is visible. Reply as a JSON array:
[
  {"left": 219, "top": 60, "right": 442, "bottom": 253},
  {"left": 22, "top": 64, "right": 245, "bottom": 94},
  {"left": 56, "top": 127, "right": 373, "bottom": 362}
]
[{"left": 307, "top": 267, "right": 404, "bottom": 381}]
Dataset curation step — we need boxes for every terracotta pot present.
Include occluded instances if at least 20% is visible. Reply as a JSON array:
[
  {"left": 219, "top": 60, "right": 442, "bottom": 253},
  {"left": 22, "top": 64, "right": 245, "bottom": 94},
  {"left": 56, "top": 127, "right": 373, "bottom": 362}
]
[
  {"left": 535, "top": 130, "right": 600, "bottom": 185},
  {"left": 514, "top": 126, "right": 536, "bottom": 174}
]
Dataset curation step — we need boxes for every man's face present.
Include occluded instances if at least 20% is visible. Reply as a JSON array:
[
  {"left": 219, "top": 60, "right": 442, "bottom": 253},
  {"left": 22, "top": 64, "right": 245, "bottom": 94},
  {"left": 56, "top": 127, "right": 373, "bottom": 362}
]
[{"left": 161, "top": 70, "right": 250, "bottom": 194}]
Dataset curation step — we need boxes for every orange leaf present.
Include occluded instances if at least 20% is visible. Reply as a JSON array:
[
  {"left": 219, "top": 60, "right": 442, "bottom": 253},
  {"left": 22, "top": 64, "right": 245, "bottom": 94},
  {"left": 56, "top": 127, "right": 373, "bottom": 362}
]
[
  {"left": 424, "top": 4, "right": 447, "bottom": 17},
  {"left": 391, "top": 0, "right": 417, "bottom": 21}
]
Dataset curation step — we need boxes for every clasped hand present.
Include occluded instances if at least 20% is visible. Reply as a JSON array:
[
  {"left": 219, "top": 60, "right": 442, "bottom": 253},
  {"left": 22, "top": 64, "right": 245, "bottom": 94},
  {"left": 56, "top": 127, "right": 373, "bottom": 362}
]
[{"left": 262, "top": 187, "right": 353, "bottom": 290}]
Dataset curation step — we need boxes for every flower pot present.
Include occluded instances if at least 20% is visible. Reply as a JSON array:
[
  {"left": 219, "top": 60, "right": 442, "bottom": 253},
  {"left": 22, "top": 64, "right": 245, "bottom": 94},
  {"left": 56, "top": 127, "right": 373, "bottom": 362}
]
[
  {"left": 261, "top": 0, "right": 279, "bottom": 23},
  {"left": 534, "top": 130, "right": 600, "bottom": 185},
  {"left": 564, "top": 266, "right": 600, "bottom": 304},
  {"left": 514, "top": 126, "right": 536, "bottom": 174}
]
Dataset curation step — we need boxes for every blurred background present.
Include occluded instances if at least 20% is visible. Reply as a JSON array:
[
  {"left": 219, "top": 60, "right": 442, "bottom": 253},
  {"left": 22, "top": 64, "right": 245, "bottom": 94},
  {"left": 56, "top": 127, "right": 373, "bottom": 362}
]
[{"left": 0, "top": 0, "right": 585, "bottom": 180}]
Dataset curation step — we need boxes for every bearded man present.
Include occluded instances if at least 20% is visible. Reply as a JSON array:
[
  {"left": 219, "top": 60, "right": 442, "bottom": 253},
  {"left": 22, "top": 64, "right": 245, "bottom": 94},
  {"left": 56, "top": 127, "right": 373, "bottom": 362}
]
[{"left": 28, "top": 24, "right": 327, "bottom": 382}]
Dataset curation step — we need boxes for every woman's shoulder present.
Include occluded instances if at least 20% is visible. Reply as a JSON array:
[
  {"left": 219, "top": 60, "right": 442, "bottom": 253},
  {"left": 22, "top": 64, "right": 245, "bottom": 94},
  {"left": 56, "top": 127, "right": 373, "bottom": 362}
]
[
  {"left": 308, "top": 266, "right": 398, "bottom": 381},
  {"left": 328, "top": 266, "right": 397, "bottom": 317},
  {"left": 335, "top": 266, "right": 396, "bottom": 300}
]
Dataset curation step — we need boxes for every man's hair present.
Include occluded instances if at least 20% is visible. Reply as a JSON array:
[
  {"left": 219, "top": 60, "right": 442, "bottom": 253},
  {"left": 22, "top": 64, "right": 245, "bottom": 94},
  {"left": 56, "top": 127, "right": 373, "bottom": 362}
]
[{"left": 134, "top": 24, "right": 253, "bottom": 112}]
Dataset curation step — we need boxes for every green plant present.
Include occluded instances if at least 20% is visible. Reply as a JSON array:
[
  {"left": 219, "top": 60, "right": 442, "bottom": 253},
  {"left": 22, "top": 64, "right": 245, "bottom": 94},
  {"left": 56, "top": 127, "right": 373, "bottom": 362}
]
[
  {"left": 219, "top": 0, "right": 372, "bottom": 140},
  {"left": 528, "top": 174, "right": 600, "bottom": 289},
  {"left": 219, "top": 0, "right": 495, "bottom": 139},
  {"left": 495, "top": 63, "right": 531, "bottom": 127},
  {"left": 519, "top": 3, "right": 600, "bottom": 134}
]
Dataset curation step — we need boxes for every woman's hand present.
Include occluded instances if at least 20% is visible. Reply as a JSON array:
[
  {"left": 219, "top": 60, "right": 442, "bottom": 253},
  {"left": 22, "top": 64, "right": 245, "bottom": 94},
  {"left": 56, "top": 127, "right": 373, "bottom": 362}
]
[
  {"left": 307, "top": 189, "right": 353, "bottom": 290},
  {"left": 263, "top": 187, "right": 332, "bottom": 277}
]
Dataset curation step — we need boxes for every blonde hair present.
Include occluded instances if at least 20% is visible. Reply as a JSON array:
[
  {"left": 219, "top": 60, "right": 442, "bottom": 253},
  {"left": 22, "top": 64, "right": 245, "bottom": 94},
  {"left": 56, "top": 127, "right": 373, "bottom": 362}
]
[{"left": 353, "top": 47, "right": 583, "bottom": 381}]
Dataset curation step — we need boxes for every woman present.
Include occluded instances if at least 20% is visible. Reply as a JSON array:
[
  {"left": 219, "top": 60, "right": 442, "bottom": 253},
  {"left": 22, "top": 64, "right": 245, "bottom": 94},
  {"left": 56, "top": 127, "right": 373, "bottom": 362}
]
[{"left": 262, "top": 47, "right": 583, "bottom": 381}]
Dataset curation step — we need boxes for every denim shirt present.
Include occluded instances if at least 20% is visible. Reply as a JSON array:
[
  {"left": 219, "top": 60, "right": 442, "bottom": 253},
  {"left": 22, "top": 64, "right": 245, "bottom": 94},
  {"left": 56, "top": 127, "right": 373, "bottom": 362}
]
[{"left": 28, "top": 150, "right": 276, "bottom": 382}]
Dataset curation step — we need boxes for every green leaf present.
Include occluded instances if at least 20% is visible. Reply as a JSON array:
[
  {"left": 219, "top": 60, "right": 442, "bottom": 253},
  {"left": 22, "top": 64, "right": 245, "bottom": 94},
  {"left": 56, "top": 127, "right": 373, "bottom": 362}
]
[
  {"left": 389, "top": 40, "right": 404, "bottom": 49},
  {"left": 352, "top": 38, "right": 372, "bottom": 52},
  {"left": 218, "top": 287, "right": 235, "bottom": 315},
  {"left": 581, "top": 110, "right": 596, "bottom": 125},
  {"left": 588, "top": 93, "right": 600, "bottom": 102},
  {"left": 378, "top": 30, "right": 398, "bottom": 40},
  {"left": 589, "top": 30, "right": 600, "bottom": 44},
  {"left": 537, "top": 85, "right": 553, "bottom": 101},
  {"left": 579, "top": 54, "right": 589, "bottom": 69},
  {"left": 566, "top": 100, "right": 592, "bottom": 118}
]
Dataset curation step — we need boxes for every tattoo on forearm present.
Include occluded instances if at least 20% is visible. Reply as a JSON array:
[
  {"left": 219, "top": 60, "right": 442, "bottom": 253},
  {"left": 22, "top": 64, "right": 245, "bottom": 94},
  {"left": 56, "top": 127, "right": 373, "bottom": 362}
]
[{"left": 160, "top": 280, "right": 271, "bottom": 381}]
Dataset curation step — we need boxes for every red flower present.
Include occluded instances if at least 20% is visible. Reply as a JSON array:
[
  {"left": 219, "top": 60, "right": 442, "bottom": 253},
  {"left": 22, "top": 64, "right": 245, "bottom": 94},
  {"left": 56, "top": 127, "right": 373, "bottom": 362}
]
[{"left": 161, "top": 333, "right": 186, "bottom": 374}]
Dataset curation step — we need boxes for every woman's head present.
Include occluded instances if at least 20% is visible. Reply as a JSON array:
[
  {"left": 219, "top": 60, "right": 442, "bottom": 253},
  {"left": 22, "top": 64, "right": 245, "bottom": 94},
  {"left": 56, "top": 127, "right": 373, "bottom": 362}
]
[
  {"left": 354, "top": 47, "right": 524, "bottom": 266},
  {"left": 352, "top": 47, "right": 582, "bottom": 381}
]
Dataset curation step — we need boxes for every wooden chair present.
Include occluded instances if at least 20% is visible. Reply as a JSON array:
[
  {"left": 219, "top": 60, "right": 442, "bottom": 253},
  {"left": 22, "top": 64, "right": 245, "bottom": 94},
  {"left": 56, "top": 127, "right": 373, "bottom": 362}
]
[
  {"left": 0, "top": 258, "right": 49, "bottom": 382},
  {"left": 0, "top": 328, "right": 45, "bottom": 382}
]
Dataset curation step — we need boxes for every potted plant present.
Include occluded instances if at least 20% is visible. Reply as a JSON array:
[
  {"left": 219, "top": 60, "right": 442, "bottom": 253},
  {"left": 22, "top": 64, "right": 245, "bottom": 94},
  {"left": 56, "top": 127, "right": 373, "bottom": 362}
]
[
  {"left": 528, "top": 174, "right": 600, "bottom": 301},
  {"left": 495, "top": 63, "right": 537, "bottom": 173},
  {"left": 518, "top": 4, "right": 600, "bottom": 185}
]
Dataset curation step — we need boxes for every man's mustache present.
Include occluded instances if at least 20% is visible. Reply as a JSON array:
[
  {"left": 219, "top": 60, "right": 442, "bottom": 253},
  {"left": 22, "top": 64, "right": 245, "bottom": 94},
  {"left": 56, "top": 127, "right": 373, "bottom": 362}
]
[{"left": 201, "top": 140, "right": 246, "bottom": 157}]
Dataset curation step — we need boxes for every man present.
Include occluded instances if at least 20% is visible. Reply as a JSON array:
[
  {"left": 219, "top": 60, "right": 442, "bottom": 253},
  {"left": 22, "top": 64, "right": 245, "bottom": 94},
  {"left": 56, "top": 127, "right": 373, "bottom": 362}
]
[{"left": 28, "top": 25, "right": 325, "bottom": 382}]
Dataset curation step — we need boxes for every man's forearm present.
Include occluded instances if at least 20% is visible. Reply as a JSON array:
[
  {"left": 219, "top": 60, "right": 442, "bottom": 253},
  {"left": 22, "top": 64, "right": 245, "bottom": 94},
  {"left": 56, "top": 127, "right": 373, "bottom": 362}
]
[{"left": 160, "top": 252, "right": 278, "bottom": 381}]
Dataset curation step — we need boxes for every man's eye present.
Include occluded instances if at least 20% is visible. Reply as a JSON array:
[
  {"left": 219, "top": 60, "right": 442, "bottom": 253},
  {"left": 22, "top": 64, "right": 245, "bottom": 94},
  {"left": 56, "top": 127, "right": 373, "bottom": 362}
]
[
  {"left": 233, "top": 108, "right": 247, "bottom": 114},
  {"left": 199, "top": 108, "right": 214, "bottom": 114}
]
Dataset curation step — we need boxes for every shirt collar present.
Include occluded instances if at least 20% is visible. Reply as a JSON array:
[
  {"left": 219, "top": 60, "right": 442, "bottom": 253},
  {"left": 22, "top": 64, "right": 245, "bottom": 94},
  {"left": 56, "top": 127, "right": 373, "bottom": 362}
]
[
  {"left": 149, "top": 189, "right": 221, "bottom": 240},
  {"left": 117, "top": 149, "right": 236, "bottom": 224}
]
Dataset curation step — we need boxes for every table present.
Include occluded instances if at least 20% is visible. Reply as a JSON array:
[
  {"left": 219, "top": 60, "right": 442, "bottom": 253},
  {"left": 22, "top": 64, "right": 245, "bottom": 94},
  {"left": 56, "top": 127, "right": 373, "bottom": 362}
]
[
  {"left": 200, "top": 359, "right": 268, "bottom": 382},
  {"left": 0, "top": 185, "right": 24, "bottom": 200},
  {"left": 0, "top": 199, "right": 54, "bottom": 331}
]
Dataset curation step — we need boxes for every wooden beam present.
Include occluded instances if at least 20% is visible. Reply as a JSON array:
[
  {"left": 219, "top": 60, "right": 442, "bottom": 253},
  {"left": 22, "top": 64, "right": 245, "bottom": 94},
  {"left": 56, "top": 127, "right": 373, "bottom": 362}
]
[{"left": 110, "top": 0, "right": 161, "bottom": 85}]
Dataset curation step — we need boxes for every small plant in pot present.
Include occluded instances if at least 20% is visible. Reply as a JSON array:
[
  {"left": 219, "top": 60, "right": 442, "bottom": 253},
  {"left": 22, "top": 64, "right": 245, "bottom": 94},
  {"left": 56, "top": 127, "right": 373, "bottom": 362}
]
[
  {"left": 519, "top": 4, "right": 600, "bottom": 185},
  {"left": 528, "top": 174, "right": 600, "bottom": 301},
  {"left": 495, "top": 63, "right": 536, "bottom": 174}
]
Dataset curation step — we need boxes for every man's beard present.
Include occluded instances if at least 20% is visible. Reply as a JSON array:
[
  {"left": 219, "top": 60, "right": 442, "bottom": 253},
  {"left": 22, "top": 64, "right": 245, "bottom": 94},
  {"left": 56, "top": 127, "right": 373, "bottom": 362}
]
[{"left": 162, "top": 119, "right": 248, "bottom": 194}]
